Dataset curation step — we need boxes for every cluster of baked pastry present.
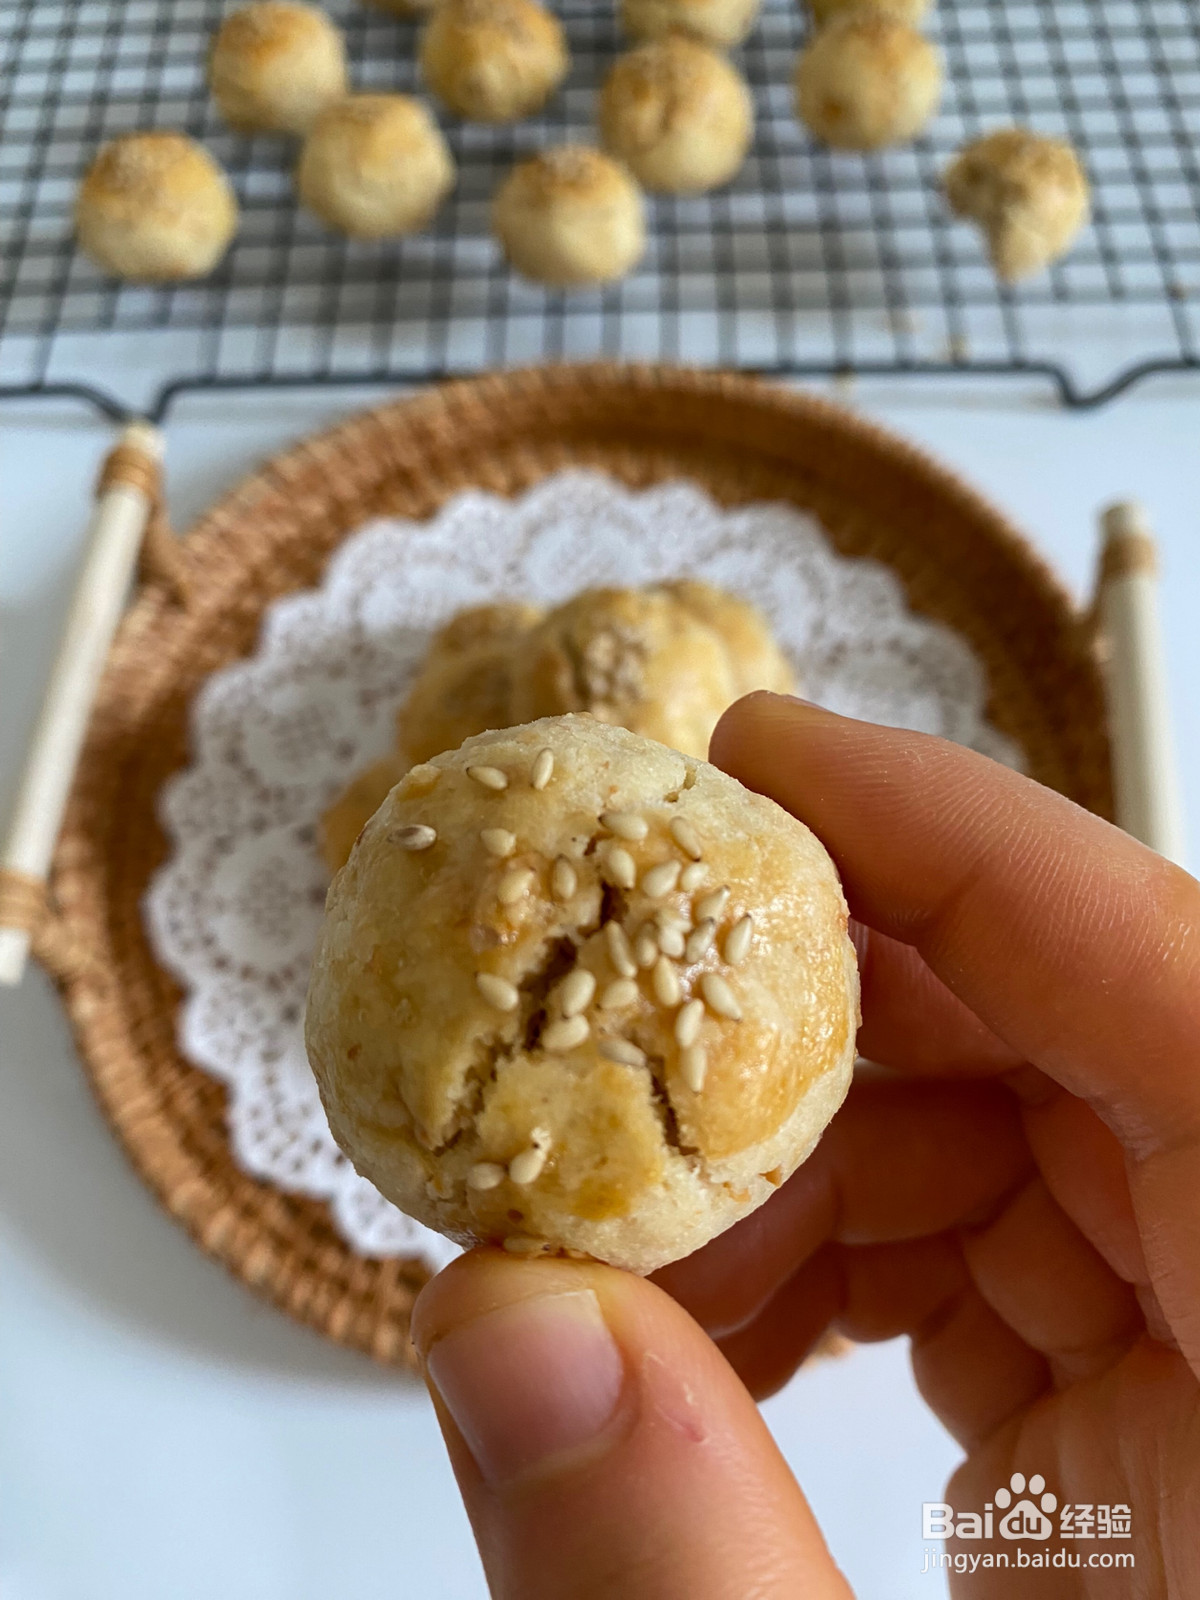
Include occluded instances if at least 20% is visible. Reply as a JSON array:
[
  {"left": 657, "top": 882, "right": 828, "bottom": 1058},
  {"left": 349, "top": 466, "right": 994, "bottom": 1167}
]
[
  {"left": 73, "top": 0, "right": 1089, "bottom": 291},
  {"left": 319, "top": 578, "right": 794, "bottom": 872}
]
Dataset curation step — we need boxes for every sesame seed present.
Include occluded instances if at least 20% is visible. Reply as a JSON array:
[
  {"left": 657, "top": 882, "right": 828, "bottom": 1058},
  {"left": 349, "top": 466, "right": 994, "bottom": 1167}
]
[
  {"left": 603, "top": 920, "right": 637, "bottom": 978},
  {"left": 675, "top": 997, "right": 704, "bottom": 1047},
  {"left": 600, "top": 1038, "right": 647, "bottom": 1068},
  {"left": 392, "top": 823, "right": 436, "bottom": 851},
  {"left": 695, "top": 886, "right": 730, "bottom": 923},
  {"left": 679, "top": 862, "right": 709, "bottom": 892},
  {"left": 602, "top": 844, "right": 637, "bottom": 890},
  {"left": 467, "top": 764, "right": 508, "bottom": 791},
  {"left": 669, "top": 817, "right": 703, "bottom": 860},
  {"left": 653, "top": 954, "right": 681, "bottom": 1006},
  {"left": 685, "top": 919, "right": 717, "bottom": 964},
  {"left": 724, "top": 914, "right": 754, "bottom": 967},
  {"left": 601, "top": 810, "right": 648, "bottom": 841},
  {"left": 642, "top": 859, "right": 681, "bottom": 899},
  {"left": 557, "top": 967, "right": 596, "bottom": 1018},
  {"left": 701, "top": 972, "right": 742, "bottom": 1021},
  {"left": 657, "top": 925, "right": 685, "bottom": 958},
  {"left": 531, "top": 748, "right": 555, "bottom": 790},
  {"left": 509, "top": 1141, "right": 549, "bottom": 1185},
  {"left": 635, "top": 930, "right": 659, "bottom": 968},
  {"left": 503, "top": 1234, "right": 545, "bottom": 1255},
  {"left": 681, "top": 1044, "right": 708, "bottom": 1092},
  {"left": 404, "top": 763, "right": 441, "bottom": 794},
  {"left": 542, "top": 1014, "right": 589, "bottom": 1052},
  {"left": 467, "top": 1161, "right": 506, "bottom": 1190},
  {"left": 476, "top": 972, "right": 519, "bottom": 1011},
  {"left": 656, "top": 905, "right": 691, "bottom": 932},
  {"left": 551, "top": 856, "right": 577, "bottom": 901},
  {"left": 480, "top": 827, "right": 516, "bottom": 857},
  {"left": 497, "top": 866, "right": 535, "bottom": 904},
  {"left": 599, "top": 978, "right": 639, "bottom": 1010}
]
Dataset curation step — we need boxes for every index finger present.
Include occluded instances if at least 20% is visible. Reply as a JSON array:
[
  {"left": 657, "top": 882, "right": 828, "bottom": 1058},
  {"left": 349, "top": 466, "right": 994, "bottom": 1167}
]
[{"left": 711, "top": 694, "right": 1200, "bottom": 1159}]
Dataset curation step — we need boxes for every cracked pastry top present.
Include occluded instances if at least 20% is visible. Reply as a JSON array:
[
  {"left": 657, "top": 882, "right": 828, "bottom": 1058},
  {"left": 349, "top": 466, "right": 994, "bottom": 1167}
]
[
  {"left": 944, "top": 128, "right": 1089, "bottom": 283},
  {"left": 794, "top": 13, "right": 942, "bottom": 151},
  {"left": 420, "top": 0, "right": 569, "bottom": 124},
  {"left": 305, "top": 714, "right": 859, "bottom": 1274}
]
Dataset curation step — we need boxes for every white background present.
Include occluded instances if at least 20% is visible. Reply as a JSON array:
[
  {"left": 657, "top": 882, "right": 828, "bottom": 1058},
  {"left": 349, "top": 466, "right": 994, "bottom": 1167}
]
[{"left": 2, "top": 374, "right": 1197, "bottom": 1600}]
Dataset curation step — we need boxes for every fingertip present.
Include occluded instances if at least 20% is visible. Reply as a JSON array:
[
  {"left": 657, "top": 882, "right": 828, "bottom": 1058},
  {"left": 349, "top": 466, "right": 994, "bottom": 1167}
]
[{"left": 709, "top": 690, "right": 831, "bottom": 774}]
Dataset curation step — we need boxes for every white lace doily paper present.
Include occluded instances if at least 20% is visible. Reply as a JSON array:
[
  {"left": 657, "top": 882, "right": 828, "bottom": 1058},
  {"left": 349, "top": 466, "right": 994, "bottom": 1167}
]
[{"left": 145, "top": 470, "right": 1022, "bottom": 1267}]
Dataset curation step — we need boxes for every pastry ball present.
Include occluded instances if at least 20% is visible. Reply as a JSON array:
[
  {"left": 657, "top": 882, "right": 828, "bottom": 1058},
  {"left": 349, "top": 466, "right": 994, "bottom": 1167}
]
[
  {"left": 492, "top": 146, "right": 646, "bottom": 288},
  {"left": 396, "top": 601, "right": 544, "bottom": 765},
  {"left": 363, "top": 0, "right": 437, "bottom": 15},
  {"left": 209, "top": 3, "right": 347, "bottom": 136},
  {"left": 620, "top": 0, "right": 761, "bottom": 49},
  {"left": 305, "top": 716, "right": 859, "bottom": 1274},
  {"left": 599, "top": 37, "right": 753, "bottom": 195},
  {"left": 321, "top": 604, "right": 542, "bottom": 874},
  {"left": 944, "top": 127, "right": 1089, "bottom": 282},
  {"left": 319, "top": 752, "right": 408, "bottom": 875},
  {"left": 809, "top": 0, "right": 929, "bottom": 26},
  {"left": 297, "top": 94, "right": 455, "bottom": 237},
  {"left": 794, "top": 13, "right": 942, "bottom": 150},
  {"left": 420, "top": 0, "right": 568, "bottom": 123},
  {"left": 510, "top": 582, "right": 793, "bottom": 758},
  {"left": 75, "top": 132, "right": 237, "bottom": 281}
]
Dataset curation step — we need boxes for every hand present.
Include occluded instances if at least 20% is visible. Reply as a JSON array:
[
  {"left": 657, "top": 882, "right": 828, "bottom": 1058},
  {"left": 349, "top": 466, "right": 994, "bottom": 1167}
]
[{"left": 412, "top": 695, "right": 1200, "bottom": 1598}]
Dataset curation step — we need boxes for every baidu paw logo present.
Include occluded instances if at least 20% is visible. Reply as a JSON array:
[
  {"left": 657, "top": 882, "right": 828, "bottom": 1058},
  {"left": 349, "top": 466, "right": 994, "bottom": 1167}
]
[{"left": 996, "top": 1473, "right": 1057, "bottom": 1540}]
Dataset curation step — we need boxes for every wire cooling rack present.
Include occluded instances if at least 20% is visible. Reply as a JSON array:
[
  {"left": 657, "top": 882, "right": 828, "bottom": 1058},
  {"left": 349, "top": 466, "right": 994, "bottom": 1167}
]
[{"left": 2, "top": 0, "right": 1199, "bottom": 419}]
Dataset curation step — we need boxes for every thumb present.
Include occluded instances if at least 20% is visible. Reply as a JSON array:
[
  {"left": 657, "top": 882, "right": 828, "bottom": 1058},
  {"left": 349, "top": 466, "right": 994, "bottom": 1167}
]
[{"left": 412, "top": 1249, "right": 852, "bottom": 1600}]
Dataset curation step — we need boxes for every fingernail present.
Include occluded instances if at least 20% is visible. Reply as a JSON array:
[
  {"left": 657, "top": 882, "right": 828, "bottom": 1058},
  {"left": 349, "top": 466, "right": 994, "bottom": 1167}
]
[{"left": 425, "top": 1289, "right": 624, "bottom": 1486}]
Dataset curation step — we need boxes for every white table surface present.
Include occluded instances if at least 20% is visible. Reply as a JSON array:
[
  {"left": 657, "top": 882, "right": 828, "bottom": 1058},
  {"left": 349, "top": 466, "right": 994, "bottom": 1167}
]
[{"left": 2, "top": 375, "right": 1197, "bottom": 1600}]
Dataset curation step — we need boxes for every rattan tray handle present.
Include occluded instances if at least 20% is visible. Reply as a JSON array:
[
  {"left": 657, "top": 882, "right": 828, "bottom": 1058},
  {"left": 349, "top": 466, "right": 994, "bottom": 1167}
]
[
  {"left": 0, "top": 421, "right": 187, "bottom": 987},
  {"left": 1096, "top": 502, "right": 1186, "bottom": 865}
]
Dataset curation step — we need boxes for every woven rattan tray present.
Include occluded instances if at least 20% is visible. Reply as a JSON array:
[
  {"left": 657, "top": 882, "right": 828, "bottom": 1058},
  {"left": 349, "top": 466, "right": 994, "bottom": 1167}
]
[{"left": 35, "top": 364, "right": 1111, "bottom": 1367}]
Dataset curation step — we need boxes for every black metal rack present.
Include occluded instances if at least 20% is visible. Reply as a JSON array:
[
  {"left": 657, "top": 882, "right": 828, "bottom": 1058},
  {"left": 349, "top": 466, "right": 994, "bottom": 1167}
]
[{"left": 2, "top": 0, "right": 1199, "bottom": 420}]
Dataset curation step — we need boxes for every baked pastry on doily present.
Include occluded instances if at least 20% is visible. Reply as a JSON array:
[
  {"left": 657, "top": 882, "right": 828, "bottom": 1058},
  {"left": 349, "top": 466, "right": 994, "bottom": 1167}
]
[
  {"left": 319, "top": 581, "right": 793, "bottom": 871},
  {"left": 305, "top": 715, "right": 859, "bottom": 1274},
  {"left": 510, "top": 582, "right": 793, "bottom": 754},
  {"left": 396, "top": 601, "right": 544, "bottom": 767}
]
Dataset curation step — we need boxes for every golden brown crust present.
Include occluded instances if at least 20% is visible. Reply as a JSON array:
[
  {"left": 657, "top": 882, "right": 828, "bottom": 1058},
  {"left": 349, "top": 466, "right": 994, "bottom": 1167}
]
[
  {"left": 944, "top": 127, "right": 1089, "bottom": 282},
  {"left": 420, "top": 0, "right": 568, "bottom": 122},
  {"left": 492, "top": 146, "right": 647, "bottom": 288},
  {"left": 319, "top": 752, "right": 409, "bottom": 874},
  {"left": 794, "top": 13, "right": 942, "bottom": 150},
  {"left": 297, "top": 94, "right": 455, "bottom": 238},
  {"left": 323, "top": 582, "right": 792, "bottom": 875},
  {"left": 598, "top": 37, "right": 753, "bottom": 195},
  {"left": 509, "top": 584, "right": 793, "bottom": 757},
  {"left": 363, "top": 0, "right": 438, "bottom": 14},
  {"left": 209, "top": 2, "right": 347, "bottom": 135},
  {"left": 75, "top": 132, "right": 238, "bottom": 281},
  {"left": 809, "top": 0, "right": 929, "bottom": 26},
  {"left": 305, "top": 716, "right": 859, "bottom": 1273},
  {"left": 620, "top": 0, "right": 762, "bottom": 49},
  {"left": 396, "top": 601, "right": 543, "bottom": 763}
]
